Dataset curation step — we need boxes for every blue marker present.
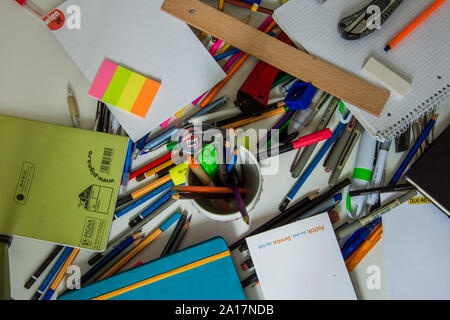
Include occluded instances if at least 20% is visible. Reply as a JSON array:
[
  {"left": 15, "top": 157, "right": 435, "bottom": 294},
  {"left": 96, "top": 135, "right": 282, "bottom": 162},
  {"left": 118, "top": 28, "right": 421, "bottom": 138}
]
[
  {"left": 31, "top": 247, "right": 73, "bottom": 300},
  {"left": 279, "top": 103, "right": 352, "bottom": 211}
]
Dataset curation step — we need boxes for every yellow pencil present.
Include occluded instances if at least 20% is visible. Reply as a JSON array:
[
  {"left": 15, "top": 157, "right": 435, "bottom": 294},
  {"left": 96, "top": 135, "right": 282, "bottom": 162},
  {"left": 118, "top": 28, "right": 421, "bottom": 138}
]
[
  {"left": 218, "top": 0, "right": 225, "bottom": 11},
  {"left": 42, "top": 248, "right": 80, "bottom": 300}
]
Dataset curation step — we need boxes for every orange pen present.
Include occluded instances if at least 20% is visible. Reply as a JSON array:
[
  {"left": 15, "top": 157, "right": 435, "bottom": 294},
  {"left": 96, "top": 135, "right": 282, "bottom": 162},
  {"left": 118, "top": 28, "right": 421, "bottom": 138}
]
[
  {"left": 385, "top": 0, "right": 447, "bottom": 51},
  {"left": 345, "top": 223, "right": 383, "bottom": 272}
]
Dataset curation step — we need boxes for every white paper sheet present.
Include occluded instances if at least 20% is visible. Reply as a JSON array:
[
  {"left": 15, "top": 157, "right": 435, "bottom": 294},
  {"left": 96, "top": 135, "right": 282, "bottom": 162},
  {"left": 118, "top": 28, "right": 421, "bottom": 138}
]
[
  {"left": 49, "top": 0, "right": 226, "bottom": 141},
  {"left": 246, "top": 213, "right": 356, "bottom": 300},
  {"left": 382, "top": 193, "right": 450, "bottom": 300}
]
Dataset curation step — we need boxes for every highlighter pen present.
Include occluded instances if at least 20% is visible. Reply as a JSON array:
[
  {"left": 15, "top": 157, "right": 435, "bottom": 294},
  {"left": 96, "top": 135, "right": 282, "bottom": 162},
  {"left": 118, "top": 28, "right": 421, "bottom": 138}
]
[
  {"left": 336, "top": 190, "right": 417, "bottom": 239},
  {"left": 287, "top": 90, "right": 324, "bottom": 137},
  {"left": 323, "top": 117, "right": 357, "bottom": 173},
  {"left": 366, "top": 140, "right": 391, "bottom": 208},
  {"left": 291, "top": 96, "right": 339, "bottom": 178},
  {"left": 346, "top": 129, "right": 377, "bottom": 219},
  {"left": 329, "top": 122, "right": 364, "bottom": 186}
]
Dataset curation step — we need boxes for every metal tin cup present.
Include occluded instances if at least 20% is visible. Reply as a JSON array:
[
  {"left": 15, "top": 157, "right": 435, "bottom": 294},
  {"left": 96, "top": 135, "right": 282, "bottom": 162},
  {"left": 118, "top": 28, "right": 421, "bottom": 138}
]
[{"left": 186, "top": 145, "right": 263, "bottom": 222}]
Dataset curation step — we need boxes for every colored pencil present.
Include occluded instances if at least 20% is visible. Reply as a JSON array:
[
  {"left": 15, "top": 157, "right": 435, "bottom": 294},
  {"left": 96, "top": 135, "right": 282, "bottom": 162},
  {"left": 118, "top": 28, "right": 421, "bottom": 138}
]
[
  {"left": 88, "top": 198, "right": 176, "bottom": 266},
  {"left": 116, "top": 174, "right": 172, "bottom": 208},
  {"left": 81, "top": 232, "right": 142, "bottom": 285},
  {"left": 160, "top": 213, "right": 187, "bottom": 257},
  {"left": 171, "top": 185, "right": 246, "bottom": 194},
  {"left": 128, "top": 189, "right": 177, "bottom": 228},
  {"left": 31, "top": 247, "right": 72, "bottom": 300},
  {"left": 168, "top": 214, "right": 192, "bottom": 254},
  {"left": 98, "top": 212, "right": 182, "bottom": 280},
  {"left": 128, "top": 152, "right": 172, "bottom": 182},
  {"left": 135, "top": 159, "right": 175, "bottom": 182},
  {"left": 24, "top": 245, "right": 63, "bottom": 289},
  {"left": 171, "top": 192, "right": 236, "bottom": 200},
  {"left": 121, "top": 139, "right": 134, "bottom": 193},
  {"left": 42, "top": 248, "right": 80, "bottom": 300},
  {"left": 224, "top": 0, "right": 274, "bottom": 14},
  {"left": 221, "top": 106, "right": 286, "bottom": 129},
  {"left": 114, "top": 180, "right": 174, "bottom": 219}
]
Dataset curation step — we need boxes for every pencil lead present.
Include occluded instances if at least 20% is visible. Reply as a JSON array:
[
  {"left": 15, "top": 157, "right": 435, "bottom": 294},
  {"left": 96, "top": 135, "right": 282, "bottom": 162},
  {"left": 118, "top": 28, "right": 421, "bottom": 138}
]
[{"left": 243, "top": 216, "right": 250, "bottom": 225}]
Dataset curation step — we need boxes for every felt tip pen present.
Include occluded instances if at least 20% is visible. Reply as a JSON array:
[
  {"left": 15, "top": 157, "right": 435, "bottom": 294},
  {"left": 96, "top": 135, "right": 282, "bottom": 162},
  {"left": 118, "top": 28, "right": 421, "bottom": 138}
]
[
  {"left": 290, "top": 96, "right": 339, "bottom": 178},
  {"left": 336, "top": 190, "right": 417, "bottom": 239},
  {"left": 348, "top": 183, "right": 414, "bottom": 197},
  {"left": 346, "top": 129, "right": 377, "bottom": 219},
  {"left": 329, "top": 122, "right": 364, "bottom": 186},
  {"left": 257, "top": 128, "right": 332, "bottom": 160},
  {"left": 366, "top": 140, "right": 391, "bottom": 206},
  {"left": 323, "top": 117, "right": 357, "bottom": 173}
]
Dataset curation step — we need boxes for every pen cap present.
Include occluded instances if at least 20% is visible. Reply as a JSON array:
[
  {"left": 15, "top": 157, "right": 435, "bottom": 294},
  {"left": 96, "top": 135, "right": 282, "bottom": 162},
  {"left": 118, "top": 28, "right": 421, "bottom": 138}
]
[{"left": 186, "top": 146, "right": 263, "bottom": 222}]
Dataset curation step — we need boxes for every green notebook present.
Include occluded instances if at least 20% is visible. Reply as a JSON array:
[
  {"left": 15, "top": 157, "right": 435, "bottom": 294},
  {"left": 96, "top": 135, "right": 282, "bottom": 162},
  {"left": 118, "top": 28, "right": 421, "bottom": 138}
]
[{"left": 0, "top": 114, "right": 128, "bottom": 251}]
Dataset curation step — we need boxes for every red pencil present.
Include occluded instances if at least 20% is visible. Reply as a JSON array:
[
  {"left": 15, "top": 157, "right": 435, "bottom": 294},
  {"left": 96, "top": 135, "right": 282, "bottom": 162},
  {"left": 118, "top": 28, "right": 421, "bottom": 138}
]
[{"left": 125, "top": 152, "right": 172, "bottom": 183}]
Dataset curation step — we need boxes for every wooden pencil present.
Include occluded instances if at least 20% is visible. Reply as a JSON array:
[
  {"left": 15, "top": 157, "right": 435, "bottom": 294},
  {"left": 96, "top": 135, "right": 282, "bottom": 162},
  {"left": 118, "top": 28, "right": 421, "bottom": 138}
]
[{"left": 171, "top": 185, "right": 246, "bottom": 194}]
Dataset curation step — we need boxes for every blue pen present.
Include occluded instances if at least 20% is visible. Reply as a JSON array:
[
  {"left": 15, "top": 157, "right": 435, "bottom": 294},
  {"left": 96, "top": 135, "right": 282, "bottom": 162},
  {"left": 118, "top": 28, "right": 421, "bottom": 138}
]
[
  {"left": 121, "top": 139, "right": 134, "bottom": 193},
  {"left": 342, "top": 218, "right": 381, "bottom": 260},
  {"left": 142, "top": 97, "right": 229, "bottom": 153},
  {"left": 389, "top": 114, "right": 438, "bottom": 185},
  {"left": 31, "top": 247, "right": 72, "bottom": 300},
  {"left": 214, "top": 48, "right": 240, "bottom": 61},
  {"left": 132, "top": 132, "right": 151, "bottom": 159},
  {"left": 279, "top": 104, "right": 352, "bottom": 211},
  {"left": 114, "top": 180, "right": 175, "bottom": 219},
  {"left": 81, "top": 235, "right": 136, "bottom": 284}
]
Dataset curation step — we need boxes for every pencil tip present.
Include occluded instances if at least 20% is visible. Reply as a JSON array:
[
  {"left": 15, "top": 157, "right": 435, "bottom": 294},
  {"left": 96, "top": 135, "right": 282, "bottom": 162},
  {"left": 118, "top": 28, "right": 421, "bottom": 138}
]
[
  {"left": 432, "top": 114, "right": 439, "bottom": 121},
  {"left": 243, "top": 216, "right": 250, "bottom": 225},
  {"left": 384, "top": 45, "right": 391, "bottom": 52}
]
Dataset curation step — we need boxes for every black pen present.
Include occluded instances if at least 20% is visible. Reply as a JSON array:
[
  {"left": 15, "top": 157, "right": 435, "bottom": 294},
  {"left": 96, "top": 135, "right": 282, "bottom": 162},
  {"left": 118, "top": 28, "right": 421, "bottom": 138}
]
[{"left": 348, "top": 183, "right": 414, "bottom": 197}]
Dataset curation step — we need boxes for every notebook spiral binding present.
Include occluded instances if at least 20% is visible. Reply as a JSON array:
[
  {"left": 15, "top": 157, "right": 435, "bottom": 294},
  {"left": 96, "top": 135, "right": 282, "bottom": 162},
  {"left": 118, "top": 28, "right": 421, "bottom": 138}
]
[{"left": 377, "top": 83, "right": 450, "bottom": 142}]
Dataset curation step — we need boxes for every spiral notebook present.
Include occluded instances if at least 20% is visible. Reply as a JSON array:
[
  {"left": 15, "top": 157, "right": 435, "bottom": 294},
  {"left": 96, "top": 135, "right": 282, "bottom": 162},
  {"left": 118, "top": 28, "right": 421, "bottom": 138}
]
[{"left": 274, "top": 0, "right": 450, "bottom": 141}]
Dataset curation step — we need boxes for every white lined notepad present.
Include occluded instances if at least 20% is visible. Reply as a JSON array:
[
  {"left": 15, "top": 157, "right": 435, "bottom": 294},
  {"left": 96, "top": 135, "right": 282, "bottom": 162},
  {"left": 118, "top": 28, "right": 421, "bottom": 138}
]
[
  {"left": 47, "top": 0, "right": 225, "bottom": 141},
  {"left": 274, "top": 0, "right": 450, "bottom": 141}
]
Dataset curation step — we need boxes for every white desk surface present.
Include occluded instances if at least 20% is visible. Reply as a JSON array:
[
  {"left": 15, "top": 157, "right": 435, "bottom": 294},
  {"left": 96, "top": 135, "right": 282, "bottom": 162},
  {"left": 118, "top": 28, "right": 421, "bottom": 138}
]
[{"left": 1, "top": 0, "right": 449, "bottom": 301}]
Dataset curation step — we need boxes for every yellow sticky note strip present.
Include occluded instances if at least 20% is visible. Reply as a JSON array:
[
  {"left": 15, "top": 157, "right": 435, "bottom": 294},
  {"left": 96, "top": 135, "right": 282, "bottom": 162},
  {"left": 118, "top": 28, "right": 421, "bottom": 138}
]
[
  {"left": 116, "top": 72, "right": 147, "bottom": 112},
  {"left": 169, "top": 162, "right": 189, "bottom": 185}
]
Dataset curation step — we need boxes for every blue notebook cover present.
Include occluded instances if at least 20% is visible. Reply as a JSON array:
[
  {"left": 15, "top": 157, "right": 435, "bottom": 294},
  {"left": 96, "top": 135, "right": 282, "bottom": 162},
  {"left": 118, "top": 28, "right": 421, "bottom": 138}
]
[{"left": 58, "top": 237, "right": 246, "bottom": 300}]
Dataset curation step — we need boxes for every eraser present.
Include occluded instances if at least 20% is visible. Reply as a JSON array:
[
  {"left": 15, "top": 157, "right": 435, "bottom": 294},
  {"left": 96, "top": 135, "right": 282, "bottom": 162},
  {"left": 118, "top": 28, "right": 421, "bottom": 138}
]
[{"left": 362, "top": 57, "right": 411, "bottom": 98}]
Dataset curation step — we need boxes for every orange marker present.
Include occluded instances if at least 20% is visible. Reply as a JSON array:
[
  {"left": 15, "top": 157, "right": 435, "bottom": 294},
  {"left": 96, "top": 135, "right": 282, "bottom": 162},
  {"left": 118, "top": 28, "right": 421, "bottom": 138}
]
[{"left": 385, "top": 0, "right": 447, "bottom": 51}]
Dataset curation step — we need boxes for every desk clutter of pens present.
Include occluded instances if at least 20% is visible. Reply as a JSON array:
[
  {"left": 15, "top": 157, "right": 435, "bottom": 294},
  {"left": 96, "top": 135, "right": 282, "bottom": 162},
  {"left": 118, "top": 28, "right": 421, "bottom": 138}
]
[{"left": 1, "top": 0, "right": 449, "bottom": 301}]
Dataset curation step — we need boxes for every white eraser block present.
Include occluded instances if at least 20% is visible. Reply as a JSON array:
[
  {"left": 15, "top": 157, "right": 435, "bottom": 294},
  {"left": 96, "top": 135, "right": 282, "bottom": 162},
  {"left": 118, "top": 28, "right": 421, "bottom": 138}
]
[{"left": 362, "top": 57, "right": 411, "bottom": 98}]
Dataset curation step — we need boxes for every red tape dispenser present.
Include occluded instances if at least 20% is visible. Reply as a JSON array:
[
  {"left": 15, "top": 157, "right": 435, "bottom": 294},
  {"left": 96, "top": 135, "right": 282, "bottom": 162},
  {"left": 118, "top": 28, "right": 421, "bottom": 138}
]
[{"left": 235, "top": 32, "right": 294, "bottom": 116}]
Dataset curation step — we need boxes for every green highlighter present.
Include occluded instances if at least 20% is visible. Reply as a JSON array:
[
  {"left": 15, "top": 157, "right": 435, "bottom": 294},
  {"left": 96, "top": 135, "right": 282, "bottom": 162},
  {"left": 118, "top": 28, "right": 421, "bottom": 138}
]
[
  {"left": 199, "top": 144, "right": 218, "bottom": 180},
  {"left": 0, "top": 115, "right": 128, "bottom": 251}
]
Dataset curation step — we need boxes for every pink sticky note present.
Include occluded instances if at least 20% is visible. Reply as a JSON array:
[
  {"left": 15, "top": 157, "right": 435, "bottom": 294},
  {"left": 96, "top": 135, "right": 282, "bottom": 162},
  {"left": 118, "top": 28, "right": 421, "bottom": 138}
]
[{"left": 88, "top": 60, "right": 118, "bottom": 99}]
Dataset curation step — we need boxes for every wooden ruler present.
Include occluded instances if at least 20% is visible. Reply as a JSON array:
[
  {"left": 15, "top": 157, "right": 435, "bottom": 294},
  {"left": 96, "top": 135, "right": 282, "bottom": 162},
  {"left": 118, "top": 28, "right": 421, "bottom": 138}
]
[{"left": 161, "top": 0, "right": 390, "bottom": 116}]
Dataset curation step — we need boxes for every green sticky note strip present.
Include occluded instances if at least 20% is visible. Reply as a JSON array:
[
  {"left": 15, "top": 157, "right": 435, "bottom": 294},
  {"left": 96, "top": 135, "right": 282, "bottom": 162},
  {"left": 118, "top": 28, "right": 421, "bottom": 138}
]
[{"left": 102, "top": 66, "right": 133, "bottom": 106}]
